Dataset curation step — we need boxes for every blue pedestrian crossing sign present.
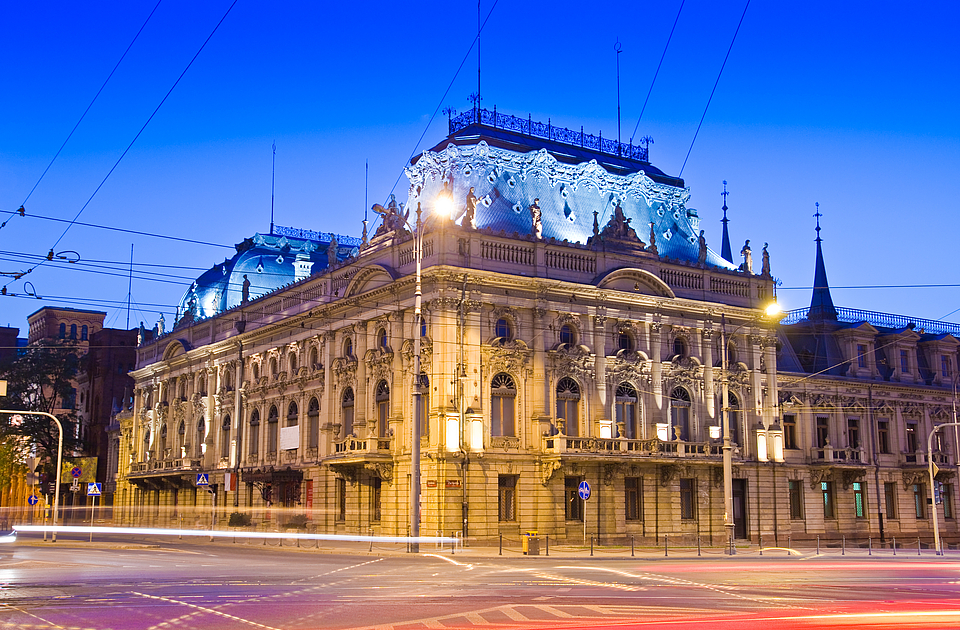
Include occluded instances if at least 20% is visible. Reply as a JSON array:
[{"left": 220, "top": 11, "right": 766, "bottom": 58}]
[
  {"left": 87, "top": 482, "right": 102, "bottom": 496},
  {"left": 196, "top": 473, "right": 209, "bottom": 486},
  {"left": 578, "top": 481, "right": 591, "bottom": 501},
  {"left": 27, "top": 495, "right": 39, "bottom": 506}
]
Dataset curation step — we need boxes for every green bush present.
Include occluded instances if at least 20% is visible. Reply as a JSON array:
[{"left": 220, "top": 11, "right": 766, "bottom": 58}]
[
  {"left": 284, "top": 514, "right": 309, "bottom": 529},
  {"left": 228, "top": 512, "right": 251, "bottom": 527}
]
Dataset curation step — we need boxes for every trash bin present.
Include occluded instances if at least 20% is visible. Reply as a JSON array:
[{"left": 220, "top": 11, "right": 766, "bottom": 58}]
[{"left": 523, "top": 530, "right": 540, "bottom": 556}]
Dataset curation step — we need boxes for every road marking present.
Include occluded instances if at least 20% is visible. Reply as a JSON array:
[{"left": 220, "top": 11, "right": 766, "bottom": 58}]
[
  {"left": 536, "top": 604, "right": 574, "bottom": 618},
  {"left": 131, "top": 592, "right": 282, "bottom": 630},
  {"left": 0, "top": 603, "right": 67, "bottom": 629},
  {"left": 422, "top": 553, "right": 473, "bottom": 568},
  {"left": 291, "top": 557, "right": 383, "bottom": 584},
  {"left": 498, "top": 606, "right": 529, "bottom": 621}
]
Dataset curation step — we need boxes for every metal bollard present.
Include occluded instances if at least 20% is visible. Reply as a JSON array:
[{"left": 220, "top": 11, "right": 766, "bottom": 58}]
[
  {"left": 664, "top": 534, "right": 668, "bottom": 557},
  {"left": 631, "top": 535, "right": 635, "bottom": 557},
  {"left": 893, "top": 536, "right": 896, "bottom": 556},
  {"left": 697, "top": 535, "right": 701, "bottom": 557},
  {"left": 918, "top": 538, "right": 922, "bottom": 556},
  {"left": 869, "top": 537, "right": 872, "bottom": 556},
  {"left": 788, "top": 535, "right": 791, "bottom": 550},
  {"left": 499, "top": 533, "right": 502, "bottom": 556},
  {"left": 817, "top": 535, "right": 820, "bottom": 556},
  {"left": 842, "top": 535, "right": 845, "bottom": 556},
  {"left": 546, "top": 534, "right": 549, "bottom": 556},
  {"left": 760, "top": 535, "right": 763, "bottom": 556},
  {"left": 451, "top": 532, "right": 455, "bottom": 555},
  {"left": 590, "top": 536, "right": 594, "bottom": 557}
]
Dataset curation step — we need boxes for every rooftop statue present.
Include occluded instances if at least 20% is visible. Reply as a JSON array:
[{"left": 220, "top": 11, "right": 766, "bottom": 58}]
[
  {"left": 464, "top": 187, "right": 478, "bottom": 229},
  {"left": 241, "top": 274, "right": 250, "bottom": 304},
  {"left": 530, "top": 198, "right": 543, "bottom": 239},
  {"left": 741, "top": 240, "right": 753, "bottom": 274},
  {"left": 648, "top": 223, "right": 658, "bottom": 255},
  {"left": 761, "top": 242, "right": 771, "bottom": 277},
  {"left": 327, "top": 235, "right": 339, "bottom": 267},
  {"left": 698, "top": 230, "right": 708, "bottom": 267},
  {"left": 371, "top": 194, "right": 409, "bottom": 238}
]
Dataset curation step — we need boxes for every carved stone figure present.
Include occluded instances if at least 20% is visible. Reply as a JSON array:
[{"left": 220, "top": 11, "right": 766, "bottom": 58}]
[
  {"left": 698, "top": 230, "right": 707, "bottom": 267},
  {"left": 741, "top": 239, "right": 753, "bottom": 274},
  {"left": 530, "top": 198, "right": 543, "bottom": 239},
  {"left": 464, "top": 187, "right": 478, "bottom": 229},
  {"left": 648, "top": 222, "right": 658, "bottom": 254},
  {"left": 157, "top": 313, "right": 165, "bottom": 336},
  {"left": 241, "top": 274, "right": 250, "bottom": 304},
  {"left": 137, "top": 322, "right": 146, "bottom": 346},
  {"left": 327, "top": 235, "right": 338, "bottom": 267},
  {"left": 371, "top": 194, "right": 410, "bottom": 238},
  {"left": 761, "top": 242, "right": 771, "bottom": 277}
]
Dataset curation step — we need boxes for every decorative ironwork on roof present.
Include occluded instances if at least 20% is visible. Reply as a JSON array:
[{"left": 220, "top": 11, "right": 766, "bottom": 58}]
[
  {"left": 449, "top": 107, "right": 649, "bottom": 163},
  {"left": 273, "top": 225, "right": 362, "bottom": 247},
  {"left": 782, "top": 307, "right": 960, "bottom": 336}
]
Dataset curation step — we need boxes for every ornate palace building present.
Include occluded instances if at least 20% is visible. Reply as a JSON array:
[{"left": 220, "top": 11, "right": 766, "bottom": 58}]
[{"left": 114, "top": 109, "right": 959, "bottom": 547}]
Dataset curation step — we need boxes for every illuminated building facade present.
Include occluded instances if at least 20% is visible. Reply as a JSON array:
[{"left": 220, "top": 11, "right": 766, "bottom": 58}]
[{"left": 114, "top": 109, "right": 959, "bottom": 546}]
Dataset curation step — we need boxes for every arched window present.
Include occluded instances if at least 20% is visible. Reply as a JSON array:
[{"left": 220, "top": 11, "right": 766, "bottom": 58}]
[
  {"left": 375, "top": 380, "right": 390, "bottom": 438},
  {"left": 341, "top": 388, "right": 355, "bottom": 437},
  {"left": 159, "top": 424, "right": 168, "bottom": 457},
  {"left": 252, "top": 362, "right": 260, "bottom": 381},
  {"left": 309, "top": 346, "right": 319, "bottom": 368},
  {"left": 289, "top": 353, "right": 297, "bottom": 374},
  {"left": 556, "top": 377, "right": 581, "bottom": 436},
  {"left": 378, "top": 328, "right": 389, "bottom": 350},
  {"left": 223, "top": 368, "right": 234, "bottom": 391},
  {"left": 269, "top": 357, "right": 278, "bottom": 378},
  {"left": 267, "top": 406, "right": 279, "bottom": 453},
  {"left": 673, "top": 337, "right": 687, "bottom": 359},
  {"left": 221, "top": 415, "right": 232, "bottom": 459},
  {"left": 287, "top": 401, "right": 298, "bottom": 426},
  {"left": 618, "top": 331, "right": 634, "bottom": 352},
  {"left": 178, "top": 381, "right": 186, "bottom": 401},
  {"left": 59, "top": 323, "right": 66, "bottom": 339},
  {"left": 670, "top": 387, "right": 691, "bottom": 441},
  {"left": 248, "top": 409, "right": 260, "bottom": 456},
  {"left": 197, "top": 374, "right": 207, "bottom": 396},
  {"left": 727, "top": 392, "right": 741, "bottom": 446},
  {"left": 616, "top": 383, "right": 639, "bottom": 439},
  {"left": 559, "top": 324, "right": 576, "bottom": 345},
  {"left": 343, "top": 337, "right": 353, "bottom": 358},
  {"left": 81, "top": 325, "right": 88, "bottom": 341},
  {"left": 491, "top": 373, "right": 516, "bottom": 437},
  {"left": 495, "top": 318, "right": 512, "bottom": 341},
  {"left": 307, "top": 397, "right": 320, "bottom": 450},
  {"left": 177, "top": 420, "right": 186, "bottom": 455},
  {"left": 420, "top": 317, "right": 428, "bottom": 338},
  {"left": 196, "top": 417, "right": 205, "bottom": 456},
  {"left": 70, "top": 324, "right": 77, "bottom": 340}
]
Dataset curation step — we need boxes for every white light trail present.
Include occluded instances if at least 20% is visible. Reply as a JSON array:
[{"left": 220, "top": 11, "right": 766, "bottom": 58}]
[{"left": 12, "top": 525, "right": 456, "bottom": 544}]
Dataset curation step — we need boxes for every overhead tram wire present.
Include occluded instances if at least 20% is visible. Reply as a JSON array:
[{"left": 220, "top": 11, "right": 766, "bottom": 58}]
[
  {"left": 2, "top": 0, "right": 240, "bottom": 297},
  {"left": 629, "top": 0, "right": 685, "bottom": 144},
  {"left": 382, "top": 0, "right": 500, "bottom": 207},
  {"left": 1, "top": 0, "right": 164, "bottom": 233},
  {"left": 0, "top": 209, "right": 232, "bottom": 250},
  {"left": 678, "top": 0, "right": 750, "bottom": 178}
]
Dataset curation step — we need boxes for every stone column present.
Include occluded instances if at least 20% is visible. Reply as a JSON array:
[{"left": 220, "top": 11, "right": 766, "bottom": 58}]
[
  {"left": 355, "top": 321, "right": 368, "bottom": 434},
  {"left": 702, "top": 329, "right": 715, "bottom": 421},
  {"left": 593, "top": 314, "right": 608, "bottom": 438}
]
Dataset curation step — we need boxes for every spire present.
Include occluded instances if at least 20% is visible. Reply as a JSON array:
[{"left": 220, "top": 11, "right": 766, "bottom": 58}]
[
  {"left": 720, "top": 180, "right": 733, "bottom": 263},
  {"left": 808, "top": 202, "right": 838, "bottom": 321}
]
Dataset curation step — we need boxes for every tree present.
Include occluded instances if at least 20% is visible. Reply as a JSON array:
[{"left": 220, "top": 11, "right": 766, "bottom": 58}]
[{"left": 0, "top": 340, "right": 81, "bottom": 470}]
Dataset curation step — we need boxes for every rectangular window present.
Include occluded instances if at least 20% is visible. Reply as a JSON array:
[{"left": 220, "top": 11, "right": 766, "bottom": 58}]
[
  {"left": 913, "top": 483, "right": 925, "bottom": 519},
  {"left": 564, "top": 477, "right": 583, "bottom": 521},
  {"left": 370, "top": 477, "right": 382, "bottom": 522},
  {"left": 816, "top": 417, "right": 829, "bottom": 449},
  {"left": 906, "top": 422, "right": 918, "bottom": 453},
  {"left": 680, "top": 478, "right": 696, "bottom": 520},
  {"left": 498, "top": 475, "right": 517, "bottom": 522},
  {"left": 847, "top": 418, "right": 860, "bottom": 449},
  {"left": 944, "top": 483, "right": 954, "bottom": 520},
  {"left": 878, "top": 420, "right": 890, "bottom": 454},
  {"left": 337, "top": 477, "right": 346, "bottom": 521},
  {"left": 789, "top": 480, "right": 803, "bottom": 519},
  {"left": 857, "top": 344, "right": 867, "bottom": 368},
  {"left": 625, "top": 477, "right": 642, "bottom": 521},
  {"left": 783, "top": 415, "right": 798, "bottom": 450},
  {"left": 900, "top": 349, "right": 909, "bottom": 373},
  {"left": 822, "top": 481, "right": 836, "bottom": 519},
  {"left": 942, "top": 355, "right": 951, "bottom": 379},
  {"left": 884, "top": 482, "right": 898, "bottom": 519},
  {"left": 853, "top": 481, "right": 865, "bottom": 518}
]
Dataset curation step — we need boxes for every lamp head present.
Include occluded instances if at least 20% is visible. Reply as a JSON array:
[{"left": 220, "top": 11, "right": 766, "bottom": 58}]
[
  {"left": 435, "top": 184, "right": 455, "bottom": 218},
  {"left": 764, "top": 301, "right": 782, "bottom": 318}
]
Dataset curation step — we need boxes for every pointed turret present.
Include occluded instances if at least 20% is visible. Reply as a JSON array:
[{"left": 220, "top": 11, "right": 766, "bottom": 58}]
[
  {"left": 720, "top": 180, "right": 733, "bottom": 264},
  {"left": 808, "top": 203, "right": 838, "bottom": 321}
]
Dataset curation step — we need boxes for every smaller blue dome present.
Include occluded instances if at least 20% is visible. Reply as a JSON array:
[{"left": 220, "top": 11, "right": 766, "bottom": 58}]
[{"left": 176, "top": 231, "right": 359, "bottom": 325}]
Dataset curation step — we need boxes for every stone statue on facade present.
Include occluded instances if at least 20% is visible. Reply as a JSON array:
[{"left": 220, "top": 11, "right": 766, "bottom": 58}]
[
  {"left": 137, "top": 322, "right": 146, "bottom": 346},
  {"left": 761, "top": 242, "right": 771, "bottom": 277},
  {"left": 530, "top": 198, "right": 543, "bottom": 239},
  {"left": 464, "top": 187, "right": 478, "bottom": 229},
  {"left": 157, "top": 313, "right": 165, "bottom": 336},
  {"left": 327, "top": 235, "right": 338, "bottom": 267},
  {"left": 698, "top": 230, "right": 708, "bottom": 267},
  {"left": 648, "top": 222, "right": 658, "bottom": 255},
  {"left": 741, "top": 239, "right": 753, "bottom": 274},
  {"left": 371, "top": 194, "right": 410, "bottom": 238},
  {"left": 241, "top": 274, "right": 250, "bottom": 304}
]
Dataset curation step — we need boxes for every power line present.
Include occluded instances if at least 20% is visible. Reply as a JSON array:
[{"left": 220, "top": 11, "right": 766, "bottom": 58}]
[
  {"left": 678, "top": 0, "right": 750, "bottom": 177},
  {"left": 2, "top": 0, "right": 164, "bottom": 230},
  {"left": 629, "top": 0, "right": 685, "bottom": 144}
]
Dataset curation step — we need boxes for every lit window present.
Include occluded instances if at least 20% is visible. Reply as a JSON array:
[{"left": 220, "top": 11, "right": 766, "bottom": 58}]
[
  {"left": 789, "top": 480, "right": 803, "bottom": 519},
  {"left": 853, "top": 481, "right": 865, "bottom": 518},
  {"left": 341, "top": 388, "right": 355, "bottom": 437},
  {"left": 491, "top": 373, "right": 516, "bottom": 437},
  {"left": 559, "top": 324, "right": 575, "bottom": 345},
  {"left": 498, "top": 476, "right": 517, "bottom": 521},
  {"left": 615, "top": 383, "right": 639, "bottom": 439},
  {"left": 375, "top": 380, "right": 390, "bottom": 438},
  {"left": 670, "top": 387, "right": 691, "bottom": 441},
  {"left": 822, "top": 481, "right": 836, "bottom": 519},
  {"left": 556, "top": 377, "right": 581, "bottom": 436}
]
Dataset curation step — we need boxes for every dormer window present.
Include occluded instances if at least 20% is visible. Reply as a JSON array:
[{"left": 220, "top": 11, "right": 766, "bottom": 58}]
[
  {"left": 900, "top": 349, "right": 909, "bottom": 373},
  {"left": 378, "top": 327, "right": 389, "bottom": 350},
  {"left": 343, "top": 337, "right": 353, "bottom": 358}
]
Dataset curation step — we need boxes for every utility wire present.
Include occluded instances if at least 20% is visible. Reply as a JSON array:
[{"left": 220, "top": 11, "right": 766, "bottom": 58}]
[
  {"left": 1, "top": 0, "right": 164, "bottom": 232},
  {"left": 2, "top": 0, "right": 239, "bottom": 296},
  {"left": 678, "top": 0, "right": 750, "bottom": 177},
  {"left": 629, "top": 0, "right": 685, "bottom": 144},
  {"left": 0, "top": 208, "right": 232, "bottom": 249}
]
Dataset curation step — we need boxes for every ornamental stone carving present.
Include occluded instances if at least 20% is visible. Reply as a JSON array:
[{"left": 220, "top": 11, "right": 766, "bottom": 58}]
[
  {"left": 539, "top": 459, "right": 561, "bottom": 486},
  {"left": 365, "top": 347, "right": 394, "bottom": 385},
  {"left": 331, "top": 357, "right": 358, "bottom": 392},
  {"left": 481, "top": 342, "right": 531, "bottom": 379},
  {"left": 548, "top": 345, "right": 595, "bottom": 382},
  {"left": 809, "top": 468, "right": 834, "bottom": 489},
  {"left": 840, "top": 468, "right": 866, "bottom": 490},
  {"left": 490, "top": 436, "right": 520, "bottom": 450},
  {"left": 400, "top": 338, "right": 434, "bottom": 374},
  {"left": 368, "top": 462, "right": 393, "bottom": 484}
]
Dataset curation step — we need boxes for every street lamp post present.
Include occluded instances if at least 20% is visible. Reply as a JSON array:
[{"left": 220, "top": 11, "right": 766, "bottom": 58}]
[
  {"left": 410, "top": 202, "right": 425, "bottom": 553},
  {"left": 928, "top": 421, "right": 960, "bottom": 556},
  {"left": 0, "top": 409, "right": 63, "bottom": 542},
  {"left": 720, "top": 316, "right": 736, "bottom": 554}
]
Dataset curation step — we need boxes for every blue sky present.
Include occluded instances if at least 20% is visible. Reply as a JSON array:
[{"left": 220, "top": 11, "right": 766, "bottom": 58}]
[{"left": 2, "top": 1, "right": 958, "bottom": 333}]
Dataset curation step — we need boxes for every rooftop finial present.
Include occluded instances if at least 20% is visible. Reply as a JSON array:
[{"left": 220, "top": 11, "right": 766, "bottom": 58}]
[
  {"left": 814, "top": 201, "right": 822, "bottom": 242},
  {"left": 719, "top": 180, "right": 733, "bottom": 264}
]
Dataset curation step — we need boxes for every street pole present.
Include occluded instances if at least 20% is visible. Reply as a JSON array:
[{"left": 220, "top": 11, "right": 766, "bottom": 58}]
[
  {"left": 0, "top": 410, "right": 63, "bottom": 542},
  {"left": 720, "top": 316, "right": 735, "bottom": 554},
  {"left": 410, "top": 202, "right": 423, "bottom": 553},
  {"left": 928, "top": 421, "right": 960, "bottom": 555}
]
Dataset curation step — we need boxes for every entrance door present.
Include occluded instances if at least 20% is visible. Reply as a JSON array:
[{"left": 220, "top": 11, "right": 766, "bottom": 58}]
[{"left": 732, "top": 479, "right": 748, "bottom": 539}]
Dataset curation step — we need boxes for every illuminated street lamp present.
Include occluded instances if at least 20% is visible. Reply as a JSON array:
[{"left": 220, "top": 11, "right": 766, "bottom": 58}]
[
  {"left": 720, "top": 300, "right": 780, "bottom": 554},
  {"left": 928, "top": 421, "right": 960, "bottom": 555},
  {"left": 0, "top": 408, "right": 64, "bottom": 542}
]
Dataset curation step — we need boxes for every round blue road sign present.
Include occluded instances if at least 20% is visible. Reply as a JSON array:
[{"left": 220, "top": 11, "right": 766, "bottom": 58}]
[
  {"left": 27, "top": 495, "right": 39, "bottom": 506},
  {"left": 578, "top": 480, "right": 591, "bottom": 501}
]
